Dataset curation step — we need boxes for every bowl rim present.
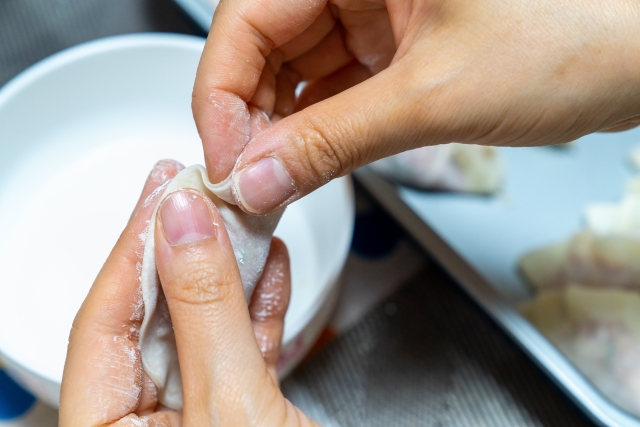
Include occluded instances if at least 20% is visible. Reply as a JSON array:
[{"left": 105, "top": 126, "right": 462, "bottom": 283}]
[{"left": 0, "top": 33, "right": 206, "bottom": 107}]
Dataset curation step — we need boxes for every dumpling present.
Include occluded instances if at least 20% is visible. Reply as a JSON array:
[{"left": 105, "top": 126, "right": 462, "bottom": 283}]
[
  {"left": 585, "top": 192, "right": 640, "bottom": 239},
  {"left": 138, "top": 165, "right": 283, "bottom": 410},
  {"left": 368, "top": 143, "right": 503, "bottom": 194},
  {"left": 518, "top": 231, "right": 640, "bottom": 292},
  {"left": 518, "top": 143, "right": 640, "bottom": 416},
  {"left": 521, "top": 286, "right": 640, "bottom": 416}
]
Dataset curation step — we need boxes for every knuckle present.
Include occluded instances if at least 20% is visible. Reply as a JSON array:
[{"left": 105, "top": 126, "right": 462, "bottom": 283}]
[
  {"left": 167, "top": 248, "right": 236, "bottom": 306},
  {"left": 293, "top": 115, "right": 360, "bottom": 186}
]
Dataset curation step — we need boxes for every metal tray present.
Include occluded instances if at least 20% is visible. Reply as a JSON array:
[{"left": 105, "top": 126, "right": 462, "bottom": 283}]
[{"left": 354, "top": 128, "right": 640, "bottom": 427}]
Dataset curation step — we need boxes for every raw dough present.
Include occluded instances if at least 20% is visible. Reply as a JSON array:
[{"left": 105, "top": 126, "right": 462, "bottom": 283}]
[
  {"left": 521, "top": 286, "right": 640, "bottom": 416},
  {"left": 518, "top": 144, "right": 640, "bottom": 416},
  {"left": 368, "top": 143, "right": 503, "bottom": 194},
  {"left": 586, "top": 191, "right": 640, "bottom": 239},
  {"left": 138, "top": 165, "right": 283, "bottom": 410},
  {"left": 519, "top": 231, "right": 640, "bottom": 292}
]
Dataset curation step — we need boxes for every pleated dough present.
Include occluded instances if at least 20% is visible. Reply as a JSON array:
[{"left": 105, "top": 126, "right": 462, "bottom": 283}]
[
  {"left": 368, "top": 143, "right": 503, "bottom": 194},
  {"left": 521, "top": 286, "right": 640, "bottom": 416},
  {"left": 138, "top": 165, "right": 283, "bottom": 410},
  {"left": 518, "top": 231, "right": 640, "bottom": 292}
]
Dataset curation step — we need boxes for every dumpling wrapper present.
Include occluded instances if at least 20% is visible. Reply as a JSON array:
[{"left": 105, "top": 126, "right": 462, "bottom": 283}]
[
  {"left": 368, "top": 143, "right": 503, "bottom": 194},
  {"left": 138, "top": 165, "right": 283, "bottom": 410},
  {"left": 521, "top": 286, "right": 640, "bottom": 416},
  {"left": 521, "top": 286, "right": 640, "bottom": 335},
  {"left": 586, "top": 193, "right": 640, "bottom": 239},
  {"left": 518, "top": 231, "right": 640, "bottom": 292},
  {"left": 585, "top": 173, "right": 640, "bottom": 239}
]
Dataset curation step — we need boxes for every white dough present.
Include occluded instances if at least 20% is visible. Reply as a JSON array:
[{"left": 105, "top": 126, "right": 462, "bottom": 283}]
[
  {"left": 518, "top": 231, "right": 640, "bottom": 292},
  {"left": 369, "top": 143, "right": 503, "bottom": 194},
  {"left": 517, "top": 144, "right": 640, "bottom": 416},
  {"left": 586, "top": 193, "right": 640, "bottom": 239},
  {"left": 521, "top": 286, "right": 640, "bottom": 416},
  {"left": 138, "top": 165, "right": 283, "bottom": 409}
]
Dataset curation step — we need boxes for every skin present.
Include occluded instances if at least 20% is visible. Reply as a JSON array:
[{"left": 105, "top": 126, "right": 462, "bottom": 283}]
[
  {"left": 192, "top": 0, "right": 640, "bottom": 214},
  {"left": 59, "top": 161, "right": 319, "bottom": 426}
]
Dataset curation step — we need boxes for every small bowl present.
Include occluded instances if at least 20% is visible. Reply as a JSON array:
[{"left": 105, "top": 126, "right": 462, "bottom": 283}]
[{"left": 0, "top": 34, "right": 354, "bottom": 407}]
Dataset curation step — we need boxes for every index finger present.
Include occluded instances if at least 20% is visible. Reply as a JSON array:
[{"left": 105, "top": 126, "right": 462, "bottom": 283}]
[{"left": 192, "top": 0, "right": 327, "bottom": 183}]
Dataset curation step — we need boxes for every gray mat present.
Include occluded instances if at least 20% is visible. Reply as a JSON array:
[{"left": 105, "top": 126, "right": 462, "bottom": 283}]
[{"left": 283, "top": 261, "right": 594, "bottom": 426}]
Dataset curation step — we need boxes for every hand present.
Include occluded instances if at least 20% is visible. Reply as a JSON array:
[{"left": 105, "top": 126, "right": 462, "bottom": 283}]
[
  {"left": 192, "top": 0, "right": 640, "bottom": 214},
  {"left": 59, "top": 160, "right": 318, "bottom": 427}
]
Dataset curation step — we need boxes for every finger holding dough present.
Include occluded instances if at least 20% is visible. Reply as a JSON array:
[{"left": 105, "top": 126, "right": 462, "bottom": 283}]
[{"left": 155, "top": 189, "right": 278, "bottom": 425}]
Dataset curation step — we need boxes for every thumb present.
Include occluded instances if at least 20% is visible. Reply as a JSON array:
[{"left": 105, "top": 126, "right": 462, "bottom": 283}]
[
  {"left": 155, "top": 189, "right": 275, "bottom": 424},
  {"left": 228, "top": 60, "right": 461, "bottom": 214},
  {"left": 154, "top": 189, "right": 312, "bottom": 426}
]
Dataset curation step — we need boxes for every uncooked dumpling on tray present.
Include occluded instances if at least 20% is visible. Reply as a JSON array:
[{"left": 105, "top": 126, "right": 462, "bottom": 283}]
[
  {"left": 521, "top": 286, "right": 640, "bottom": 416},
  {"left": 521, "top": 168, "right": 640, "bottom": 292},
  {"left": 138, "top": 165, "right": 283, "bottom": 410},
  {"left": 585, "top": 187, "right": 640, "bottom": 239},
  {"left": 368, "top": 143, "right": 503, "bottom": 194},
  {"left": 585, "top": 144, "right": 640, "bottom": 239},
  {"left": 519, "top": 149, "right": 640, "bottom": 416},
  {"left": 519, "top": 231, "right": 640, "bottom": 292}
]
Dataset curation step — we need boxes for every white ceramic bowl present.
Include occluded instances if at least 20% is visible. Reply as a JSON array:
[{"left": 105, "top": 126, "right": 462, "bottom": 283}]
[{"left": 0, "top": 34, "right": 354, "bottom": 407}]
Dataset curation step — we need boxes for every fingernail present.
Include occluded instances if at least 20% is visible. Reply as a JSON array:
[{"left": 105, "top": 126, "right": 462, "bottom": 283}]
[
  {"left": 234, "top": 157, "right": 296, "bottom": 214},
  {"left": 160, "top": 191, "right": 216, "bottom": 245}
]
